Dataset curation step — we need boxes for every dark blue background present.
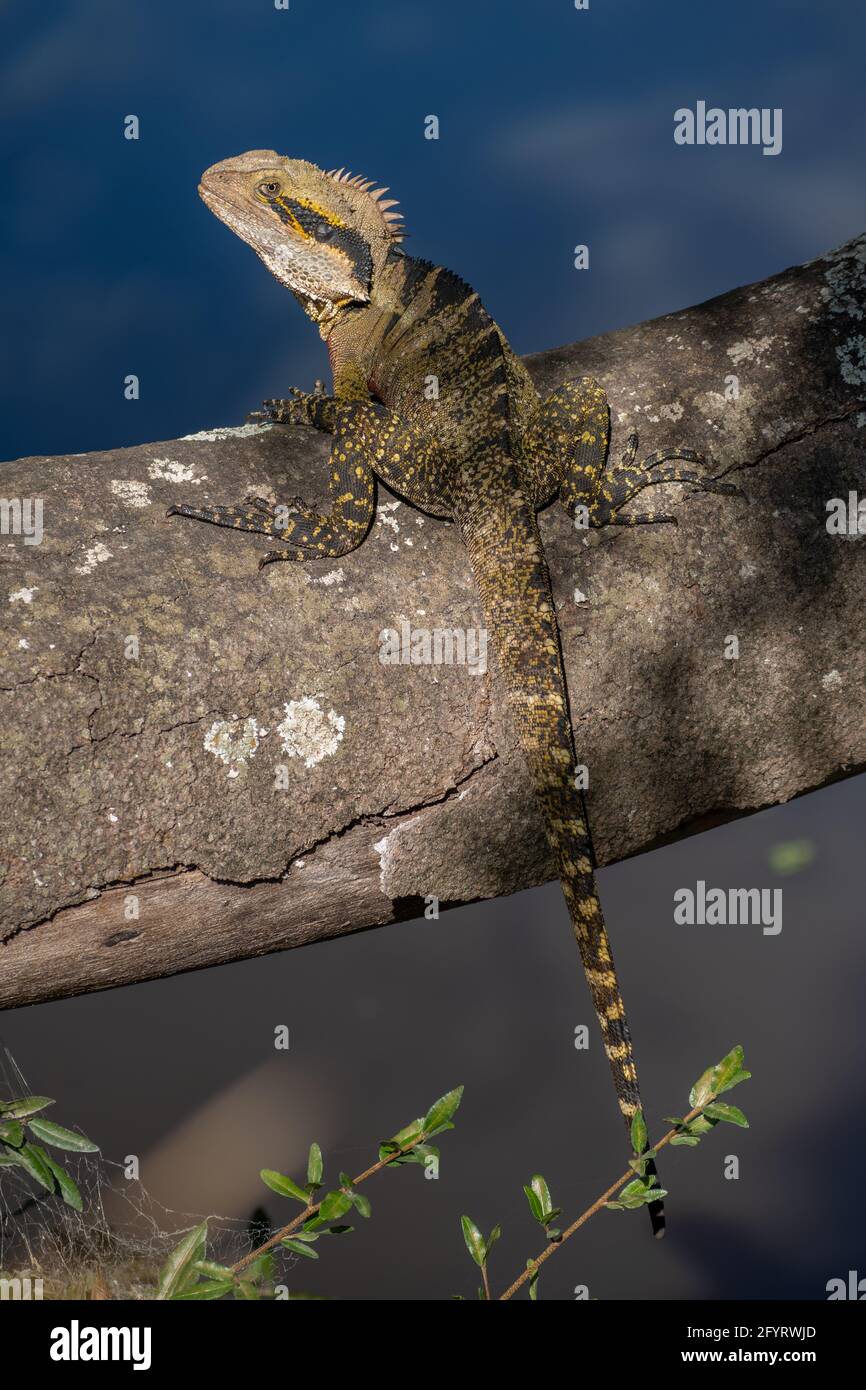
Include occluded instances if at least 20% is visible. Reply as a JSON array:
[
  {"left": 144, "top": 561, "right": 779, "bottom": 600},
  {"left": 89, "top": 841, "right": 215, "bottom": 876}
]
[
  {"left": 3, "top": 0, "right": 865, "bottom": 459},
  {"left": 2, "top": 1, "right": 866, "bottom": 1303}
]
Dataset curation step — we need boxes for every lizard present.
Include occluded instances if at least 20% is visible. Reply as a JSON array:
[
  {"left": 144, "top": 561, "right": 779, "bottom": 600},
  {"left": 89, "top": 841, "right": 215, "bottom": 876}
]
[{"left": 169, "top": 150, "right": 743, "bottom": 1236}]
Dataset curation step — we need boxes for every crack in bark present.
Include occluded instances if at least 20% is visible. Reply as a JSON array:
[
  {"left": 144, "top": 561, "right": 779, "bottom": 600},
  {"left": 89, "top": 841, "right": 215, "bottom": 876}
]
[
  {"left": 0, "top": 628, "right": 99, "bottom": 693},
  {"left": 0, "top": 737, "right": 500, "bottom": 948},
  {"left": 722, "top": 399, "right": 865, "bottom": 477}
]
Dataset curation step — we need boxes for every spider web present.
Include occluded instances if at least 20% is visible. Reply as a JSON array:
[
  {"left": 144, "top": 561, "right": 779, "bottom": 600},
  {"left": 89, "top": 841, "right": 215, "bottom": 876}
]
[{"left": 0, "top": 1044, "right": 266, "bottom": 1299}]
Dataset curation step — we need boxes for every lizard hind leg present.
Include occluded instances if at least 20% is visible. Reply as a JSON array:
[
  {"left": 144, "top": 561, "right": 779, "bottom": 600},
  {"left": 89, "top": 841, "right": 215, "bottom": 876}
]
[{"left": 519, "top": 376, "right": 610, "bottom": 511}]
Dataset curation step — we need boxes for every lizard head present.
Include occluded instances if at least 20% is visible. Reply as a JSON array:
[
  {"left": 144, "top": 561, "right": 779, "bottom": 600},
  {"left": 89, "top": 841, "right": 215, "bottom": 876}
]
[{"left": 199, "top": 151, "right": 405, "bottom": 310}]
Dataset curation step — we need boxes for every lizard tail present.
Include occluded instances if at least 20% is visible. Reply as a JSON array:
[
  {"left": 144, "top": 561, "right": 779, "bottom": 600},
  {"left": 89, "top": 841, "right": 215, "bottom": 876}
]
[{"left": 456, "top": 477, "right": 664, "bottom": 1237}]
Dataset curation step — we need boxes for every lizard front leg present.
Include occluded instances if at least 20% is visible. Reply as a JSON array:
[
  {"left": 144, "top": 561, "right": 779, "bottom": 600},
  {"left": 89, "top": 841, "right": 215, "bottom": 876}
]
[
  {"left": 248, "top": 379, "right": 339, "bottom": 433},
  {"left": 168, "top": 401, "right": 382, "bottom": 567},
  {"left": 249, "top": 357, "right": 376, "bottom": 435},
  {"left": 254, "top": 391, "right": 452, "bottom": 519}
]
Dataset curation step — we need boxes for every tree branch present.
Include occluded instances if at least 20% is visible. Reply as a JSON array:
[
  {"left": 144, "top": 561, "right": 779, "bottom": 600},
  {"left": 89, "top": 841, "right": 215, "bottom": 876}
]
[{"left": 2, "top": 234, "right": 865, "bottom": 1008}]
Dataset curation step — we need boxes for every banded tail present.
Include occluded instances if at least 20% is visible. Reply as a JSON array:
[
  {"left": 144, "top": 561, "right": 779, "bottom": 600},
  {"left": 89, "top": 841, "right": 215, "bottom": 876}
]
[{"left": 455, "top": 470, "right": 664, "bottom": 1236}]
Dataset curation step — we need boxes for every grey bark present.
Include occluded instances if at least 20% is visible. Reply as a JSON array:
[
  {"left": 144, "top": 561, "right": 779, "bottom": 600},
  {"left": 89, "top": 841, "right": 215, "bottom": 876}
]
[{"left": 2, "top": 234, "right": 865, "bottom": 1009}]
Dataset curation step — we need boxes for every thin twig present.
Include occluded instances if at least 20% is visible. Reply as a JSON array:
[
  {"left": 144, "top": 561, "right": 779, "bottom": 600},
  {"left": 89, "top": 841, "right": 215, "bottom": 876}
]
[
  {"left": 499, "top": 1103, "right": 707, "bottom": 1301},
  {"left": 231, "top": 1132, "right": 431, "bottom": 1275}
]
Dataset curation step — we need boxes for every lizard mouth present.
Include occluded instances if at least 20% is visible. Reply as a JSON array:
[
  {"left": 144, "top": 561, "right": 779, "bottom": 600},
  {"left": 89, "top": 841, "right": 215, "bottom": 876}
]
[{"left": 198, "top": 182, "right": 225, "bottom": 207}]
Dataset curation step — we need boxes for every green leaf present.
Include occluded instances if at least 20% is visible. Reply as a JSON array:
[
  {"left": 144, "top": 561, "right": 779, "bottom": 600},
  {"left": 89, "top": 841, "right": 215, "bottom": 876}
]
[
  {"left": 379, "top": 1135, "right": 438, "bottom": 1167},
  {"left": 391, "top": 1118, "right": 425, "bottom": 1149},
  {"left": 260, "top": 1169, "right": 310, "bottom": 1204},
  {"left": 306, "top": 1142, "right": 323, "bottom": 1187},
  {"left": 235, "top": 1280, "right": 260, "bottom": 1300},
  {"left": 27, "top": 1118, "right": 99, "bottom": 1153},
  {"left": 628, "top": 1188, "right": 668, "bottom": 1209},
  {"left": 704, "top": 1102, "right": 749, "bottom": 1128},
  {"left": 0, "top": 1096, "right": 54, "bottom": 1121},
  {"left": 615, "top": 1178, "right": 668, "bottom": 1210},
  {"left": 321, "top": 1224, "right": 354, "bottom": 1236},
  {"left": 686, "top": 1115, "right": 715, "bottom": 1135},
  {"left": 282, "top": 1238, "right": 319, "bottom": 1260},
  {"left": 173, "top": 1279, "right": 233, "bottom": 1300},
  {"left": 334, "top": 1173, "right": 369, "bottom": 1218},
  {"left": 670, "top": 1134, "right": 701, "bottom": 1147},
  {"left": 43, "top": 1155, "right": 83, "bottom": 1211},
  {"left": 319, "top": 1189, "right": 353, "bottom": 1221},
  {"left": 605, "top": 1200, "right": 625, "bottom": 1210},
  {"left": 527, "top": 1260, "right": 540, "bottom": 1300},
  {"left": 618, "top": 1179, "right": 650, "bottom": 1203},
  {"left": 523, "top": 1184, "right": 544, "bottom": 1223},
  {"left": 486, "top": 1224, "right": 502, "bottom": 1259},
  {"left": 528, "top": 1174, "right": 553, "bottom": 1222},
  {"left": 461, "top": 1215, "right": 486, "bottom": 1268},
  {"left": 710, "top": 1046, "right": 746, "bottom": 1097},
  {"left": 0, "top": 1120, "right": 24, "bottom": 1147},
  {"left": 194, "top": 1260, "right": 236, "bottom": 1280},
  {"left": 15, "top": 1141, "right": 56, "bottom": 1192},
  {"left": 351, "top": 1192, "right": 372, "bottom": 1219},
  {"left": 717, "top": 1068, "right": 751, "bottom": 1096},
  {"left": 157, "top": 1221, "right": 209, "bottom": 1300},
  {"left": 243, "top": 1251, "right": 276, "bottom": 1282},
  {"left": 422, "top": 1085, "right": 464, "bottom": 1136},
  {"left": 630, "top": 1109, "right": 648, "bottom": 1155},
  {"left": 689, "top": 1066, "right": 715, "bottom": 1109},
  {"left": 616, "top": 1179, "right": 669, "bottom": 1209}
]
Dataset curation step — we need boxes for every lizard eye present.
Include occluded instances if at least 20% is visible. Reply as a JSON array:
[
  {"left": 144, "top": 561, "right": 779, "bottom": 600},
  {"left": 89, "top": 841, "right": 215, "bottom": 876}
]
[{"left": 258, "top": 180, "right": 280, "bottom": 197}]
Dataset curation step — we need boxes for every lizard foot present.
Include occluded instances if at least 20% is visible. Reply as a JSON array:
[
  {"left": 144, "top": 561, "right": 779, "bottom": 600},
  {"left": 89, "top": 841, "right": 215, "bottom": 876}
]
[
  {"left": 624, "top": 432, "right": 746, "bottom": 499},
  {"left": 247, "top": 381, "right": 330, "bottom": 427},
  {"left": 166, "top": 499, "right": 294, "bottom": 537},
  {"left": 590, "top": 432, "right": 745, "bottom": 527}
]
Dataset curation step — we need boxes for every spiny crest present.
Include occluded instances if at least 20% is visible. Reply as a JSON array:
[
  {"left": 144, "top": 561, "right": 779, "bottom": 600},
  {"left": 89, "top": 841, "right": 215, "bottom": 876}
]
[{"left": 325, "top": 167, "right": 406, "bottom": 241}]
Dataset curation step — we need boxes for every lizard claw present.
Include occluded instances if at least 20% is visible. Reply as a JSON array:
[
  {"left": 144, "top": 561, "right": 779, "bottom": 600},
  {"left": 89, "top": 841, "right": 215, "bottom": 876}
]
[
  {"left": 243, "top": 493, "right": 277, "bottom": 514},
  {"left": 258, "top": 548, "right": 298, "bottom": 570},
  {"left": 248, "top": 396, "right": 315, "bottom": 426},
  {"left": 688, "top": 478, "right": 747, "bottom": 500}
]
